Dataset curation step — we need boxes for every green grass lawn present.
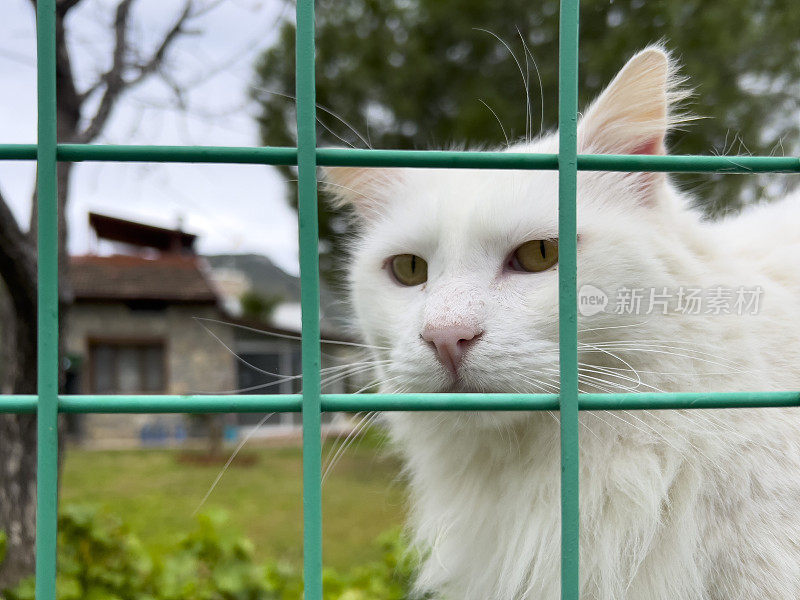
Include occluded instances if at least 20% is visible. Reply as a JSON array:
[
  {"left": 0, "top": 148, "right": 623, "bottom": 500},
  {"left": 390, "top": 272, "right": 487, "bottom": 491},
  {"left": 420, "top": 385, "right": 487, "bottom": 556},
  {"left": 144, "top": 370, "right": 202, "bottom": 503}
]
[{"left": 61, "top": 433, "right": 407, "bottom": 570}]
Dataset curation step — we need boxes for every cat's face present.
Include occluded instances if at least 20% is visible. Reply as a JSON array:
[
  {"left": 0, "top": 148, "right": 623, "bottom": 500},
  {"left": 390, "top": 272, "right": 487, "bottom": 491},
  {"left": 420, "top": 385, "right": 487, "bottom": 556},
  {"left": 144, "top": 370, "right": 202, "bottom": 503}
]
[{"left": 327, "top": 47, "right": 688, "bottom": 399}]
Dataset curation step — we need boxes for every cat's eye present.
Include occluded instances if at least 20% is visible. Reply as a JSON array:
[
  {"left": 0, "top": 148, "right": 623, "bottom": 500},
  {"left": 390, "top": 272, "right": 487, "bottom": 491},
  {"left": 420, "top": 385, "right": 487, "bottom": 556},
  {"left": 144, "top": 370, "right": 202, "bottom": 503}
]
[
  {"left": 507, "top": 239, "right": 559, "bottom": 273},
  {"left": 390, "top": 254, "right": 428, "bottom": 286}
]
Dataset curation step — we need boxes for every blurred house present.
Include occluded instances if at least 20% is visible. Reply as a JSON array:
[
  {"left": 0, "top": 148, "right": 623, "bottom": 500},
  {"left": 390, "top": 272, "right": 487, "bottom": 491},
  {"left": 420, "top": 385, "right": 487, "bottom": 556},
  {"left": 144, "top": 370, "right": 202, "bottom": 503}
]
[
  {"left": 205, "top": 255, "right": 356, "bottom": 437},
  {"left": 65, "top": 213, "right": 353, "bottom": 448}
]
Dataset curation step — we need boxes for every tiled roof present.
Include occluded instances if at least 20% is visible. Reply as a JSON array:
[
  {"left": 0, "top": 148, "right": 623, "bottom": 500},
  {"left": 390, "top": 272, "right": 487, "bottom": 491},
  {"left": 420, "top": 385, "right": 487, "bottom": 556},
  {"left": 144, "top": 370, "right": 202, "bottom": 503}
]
[{"left": 70, "top": 255, "right": 218, "bottom": 303}]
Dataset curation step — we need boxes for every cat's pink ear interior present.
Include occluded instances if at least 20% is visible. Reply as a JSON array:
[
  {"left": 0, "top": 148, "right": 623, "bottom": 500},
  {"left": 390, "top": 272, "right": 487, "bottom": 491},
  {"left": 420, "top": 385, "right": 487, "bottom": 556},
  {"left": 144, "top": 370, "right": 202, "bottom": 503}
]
[
  {"left": 322, "top": 166, "right": 399, "bottom": 221},
  {"left": 578, "top": 47, "right": 688, "bottom": 156}
]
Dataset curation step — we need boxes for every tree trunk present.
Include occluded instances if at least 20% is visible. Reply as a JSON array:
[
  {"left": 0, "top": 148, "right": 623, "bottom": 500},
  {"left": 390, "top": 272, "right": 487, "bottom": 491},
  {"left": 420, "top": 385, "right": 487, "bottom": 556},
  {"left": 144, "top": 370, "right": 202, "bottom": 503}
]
[
  {"left": 206, "top": 415, "right": 225, "bottom": 459},
  {"left": 0, "top": 416, "right": 39, "bottom": 590},
  {"left": 0, "top": 161, "right": 72, "bottom": 591},
  {"left": 0, "top": 0, "right": 198, "bottom": 588},
  {"left": 0, "top": 266, "right": 38, "bottom": 590}
]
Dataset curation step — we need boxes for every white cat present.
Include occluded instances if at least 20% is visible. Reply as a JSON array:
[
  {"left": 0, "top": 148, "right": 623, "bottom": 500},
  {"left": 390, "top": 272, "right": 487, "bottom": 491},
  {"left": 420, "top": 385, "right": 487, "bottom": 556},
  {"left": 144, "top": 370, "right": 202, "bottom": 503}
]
[{"left": 325, "top": 47, "right": 800, "bottom": 599}]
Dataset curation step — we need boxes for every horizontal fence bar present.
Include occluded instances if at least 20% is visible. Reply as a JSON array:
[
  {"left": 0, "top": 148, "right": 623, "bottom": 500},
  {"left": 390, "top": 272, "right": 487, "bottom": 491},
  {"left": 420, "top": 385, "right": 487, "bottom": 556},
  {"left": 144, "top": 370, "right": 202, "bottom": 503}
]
[
  {"left": 323, "top": 148, "right": 800, "bottom": 174},
  {"left": 0, "top": 144, "right": 798, "bottom": 173},
  {"left": 60, "top": 395, "right": 303, "bottom": 413},
  {"left": 579, "top": 154, "right": 800, "bottom": 173},
  {"left": 0, "top": 144, "right": 36, "bottom": 160},
  {"left": 59, "top": 144, "right": 297, "bottom": 165},
  {"left": 3, "top": 391, "right": 800, "bottom": 414},
  {"left": 0, "top": 395, "right": 38, "bottom": 412},
  {"left": 323, "top": 393, "right": 560, "bottom": 411},
  {"left": 320, "top": 148, "right": 558, "bottom": 169}
]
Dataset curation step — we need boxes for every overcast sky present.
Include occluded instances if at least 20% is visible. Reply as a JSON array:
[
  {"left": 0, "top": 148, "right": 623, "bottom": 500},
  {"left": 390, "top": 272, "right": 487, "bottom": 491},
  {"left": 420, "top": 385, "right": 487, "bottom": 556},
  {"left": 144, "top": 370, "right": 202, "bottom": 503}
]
[{"left": 0, "top": 0, "right": 301, "bottom": 275}]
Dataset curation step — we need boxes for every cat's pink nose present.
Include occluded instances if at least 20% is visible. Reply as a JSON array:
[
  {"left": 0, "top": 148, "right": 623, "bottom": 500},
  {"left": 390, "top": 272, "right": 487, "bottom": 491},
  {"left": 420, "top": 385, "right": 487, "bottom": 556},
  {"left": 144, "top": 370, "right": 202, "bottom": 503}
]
[{"left": 422, "top": 325, "right": 483, "bottom": 376}]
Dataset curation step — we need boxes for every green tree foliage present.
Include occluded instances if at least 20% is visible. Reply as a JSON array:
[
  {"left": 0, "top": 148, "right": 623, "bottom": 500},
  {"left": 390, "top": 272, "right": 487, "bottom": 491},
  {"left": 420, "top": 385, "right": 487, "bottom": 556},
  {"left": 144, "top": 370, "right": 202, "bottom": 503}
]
[
  {"left": 239, "top": 291, "right": 283, "bottom": 323},
  {"left": 252, "top": 0, "right": 800, "bottom": 278},
  {"left": 1, "top": 506, "right": 420, "bottom": 600}
]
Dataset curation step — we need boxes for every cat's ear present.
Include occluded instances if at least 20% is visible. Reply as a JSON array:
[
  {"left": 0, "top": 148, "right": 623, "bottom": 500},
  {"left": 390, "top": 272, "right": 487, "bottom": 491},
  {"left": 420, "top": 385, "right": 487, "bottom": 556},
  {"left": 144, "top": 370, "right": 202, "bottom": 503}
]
[
  {"left": 578, "top": 46, "right": 688, "bottom": 156},
  {"left": 321, "top": 166, "right": 401, "bottom": 221}
]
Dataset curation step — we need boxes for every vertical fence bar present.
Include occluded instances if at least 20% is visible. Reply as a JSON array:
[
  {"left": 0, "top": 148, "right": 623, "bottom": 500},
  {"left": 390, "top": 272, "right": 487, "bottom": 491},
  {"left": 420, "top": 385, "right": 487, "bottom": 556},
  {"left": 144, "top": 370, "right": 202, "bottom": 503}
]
[
  {"left": 34, "top": 0, "right": 59, "bottom": 598},
  {"left": 557, "top": 0, "right": 580, "bottom": 598},
  {"left": 295, "top": 0, "right": 324, "bottom": 598}
]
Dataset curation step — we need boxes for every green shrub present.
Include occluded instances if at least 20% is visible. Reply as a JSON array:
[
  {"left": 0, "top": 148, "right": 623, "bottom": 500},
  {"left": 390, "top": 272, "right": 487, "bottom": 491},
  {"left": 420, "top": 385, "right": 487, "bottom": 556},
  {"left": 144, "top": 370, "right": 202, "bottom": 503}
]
[{"left": 1, "top": 506, "right": 421, "bottom": 600}]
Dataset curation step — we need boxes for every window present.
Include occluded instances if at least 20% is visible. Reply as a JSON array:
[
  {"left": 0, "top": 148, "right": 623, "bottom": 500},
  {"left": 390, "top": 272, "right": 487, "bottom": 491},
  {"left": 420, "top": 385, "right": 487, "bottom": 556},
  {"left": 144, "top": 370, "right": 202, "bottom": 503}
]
[
  {"left": 236, "top": 349, "right": 333, "bottom": 427},
  {"left": 89, "top": 341, "right": 166, "bottom": 394}
]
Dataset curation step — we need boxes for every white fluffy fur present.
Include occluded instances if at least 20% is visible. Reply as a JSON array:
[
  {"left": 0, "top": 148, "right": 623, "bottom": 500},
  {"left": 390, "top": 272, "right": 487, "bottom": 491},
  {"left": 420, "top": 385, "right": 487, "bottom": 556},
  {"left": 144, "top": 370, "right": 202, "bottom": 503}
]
[{"left": 326, "top": 47, "right": 800, "bottom": 599}]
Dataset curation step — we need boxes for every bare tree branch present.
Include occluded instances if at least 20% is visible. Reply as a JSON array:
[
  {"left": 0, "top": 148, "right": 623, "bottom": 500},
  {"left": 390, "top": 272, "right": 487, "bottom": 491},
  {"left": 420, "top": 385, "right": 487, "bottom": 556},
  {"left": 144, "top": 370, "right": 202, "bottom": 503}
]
[
  {"left": 128, "top": 1, "right": 193, "bottom": 84},
  {"left": 29, "top": 0, "right": 99, "bottom": 17},
  {"left": 76, "top": 0, "right": 194, "bottom": 144},
  {"left": 74, "top": 0, "right": 135, "bottom": 144},
  {"left": 55, "top": 17, "right": 82, "bottom": 135},
  {"left": 3, "top": 0, "right": 219, "bottom": 586},
  {"left": 56, "top": 0, "right": 84, "bottom": 15}
]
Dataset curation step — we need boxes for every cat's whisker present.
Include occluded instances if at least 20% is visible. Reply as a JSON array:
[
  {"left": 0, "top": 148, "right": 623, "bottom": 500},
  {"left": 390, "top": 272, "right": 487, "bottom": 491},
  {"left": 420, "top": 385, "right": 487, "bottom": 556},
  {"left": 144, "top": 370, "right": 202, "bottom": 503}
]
[
  {"left": 517, "top": 27, "right": 533, "bottom": 141},
  {"left": 585, "top": 365, "right": 747, "bottom": 376},
  {"left": 315, "top": 177, "right": 392, "bottom": 221},
  {"left": 195, "top": 318, "right": 287, "bottom": 378},
  {"left": 516, "top": 26, "right": 544, "bottom": 136},
  {"left": 318, "top": 180, "right": 390, "bottom": 219},
  {"left": 320, "top": 359, "right": 390, "bottom": 381},
  {"left": 527, "top": 381, "right": 607, "bottom": 443},
  {"left": 356, "top": 374, "right": 404, "bottom": 395},
  {"left": 574, "top": 411, "right": 603, "bottom": 442},
  {"left": 568, "top": 371, "right": 728, "bottom": 476},
  {"left": 584, "top": 410, "right": 620, "bottom": 436},
  {"left": 322, "top": 409, "right": 365, "bottom": 477},
  {"left": 585, "top": 344, "right": 749, "bottom": 373},
  {"left": 516, "top": 374, "right": 560, "bottom": 393},
  {"left": 478, "top": 99, "right": 510, "bottom": 148},
  {"left": 580, "top": 342, "right": 742, "bottom": 373},
  {"left": 191, "top": 411, "right": 275, "bottom": 517},
  {"left": 319, "top": 366, "right": 377, "bottom": 391},
  {"left": 598, "top": 349, "right": 748, "bottom": 374},
  {"left": 552, "top": 366, "right": 770, "bottom": 463},
  {"left": 249, "top": 86, "right": 372, "bottom": 149},
  {"left": 317, "top": 372, "right": 404, "bottom": 484},
  {"left": 588, "top": 337, "right": 749, "bottom": 375},
  {"left": 316, "top": 115, "right": 360, "bottom": 149},
  {"left": 517, "top": 376, "right": 603, "bottom": 441},
  {"left": 586, "top": 339, "right": 747, "bottom": 367},
  {"left": 199, "top": 377, "right": 299, "bottom": 395},
  {"left": 640, "top": 409, "right": 722, "bottom": 446},
  {"left": 578, "top": 320, "right": 651, "bottom": 334},
  {"left": 198, "top": 364, "right": 368, "bottom": 395},
  {"left": 622, "top": 409, "right": 729, "bottom": 477},
  {"left": 320, "top": 358, "right": 392, "bottom": 373},
  {"left": 579, "top": 358, "right": 643, "bottom": 389},
  {"left": 319, "top": 365, "right": 389, "bottom": 393},
  {"left": 577, "top": 342, "right": 643, "bottom": 381},
  {"left": 578, "top": 364, "right": 649, "bottom": 391},
  {"left": 595, "top": 409, "right": 705, "bottom": 476},
  {"left": 207, "top": 357, "right": 390, "bottom": 395},
  {"left": 540, "top": 363, "right": 643, "bottom": 393},
  {"left": 322, "top": 411, "right": 380, "bottom": 485},
  {"left": 474, "top": 27, "right": 531, "bottom": 143},
  {"left": 517, "top": 376, "right": 557, "bottom": 392},
  {"left": 488, "top": 390, "right": 519, "bottom": 452},
  {"left": 514, "top": 375, "right": 560, "bottom": 425},
  {"left": 194, "top": 316, "right": 391, "bottom": 351}
]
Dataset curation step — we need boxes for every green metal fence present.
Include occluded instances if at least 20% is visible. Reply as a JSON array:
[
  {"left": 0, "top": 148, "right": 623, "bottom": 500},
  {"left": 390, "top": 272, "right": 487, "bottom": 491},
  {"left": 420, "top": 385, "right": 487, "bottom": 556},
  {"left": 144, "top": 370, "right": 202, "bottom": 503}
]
[{"left": 1, "top": 0, "right": 800, "bottom": 598}]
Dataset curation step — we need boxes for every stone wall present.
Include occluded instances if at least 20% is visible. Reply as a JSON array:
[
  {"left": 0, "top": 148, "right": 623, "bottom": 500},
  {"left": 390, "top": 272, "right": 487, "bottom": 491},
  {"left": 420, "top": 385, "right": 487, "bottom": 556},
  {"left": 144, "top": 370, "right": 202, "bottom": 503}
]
[{"left": 65, "top": 302, "right": 236, "bottom": 446}]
